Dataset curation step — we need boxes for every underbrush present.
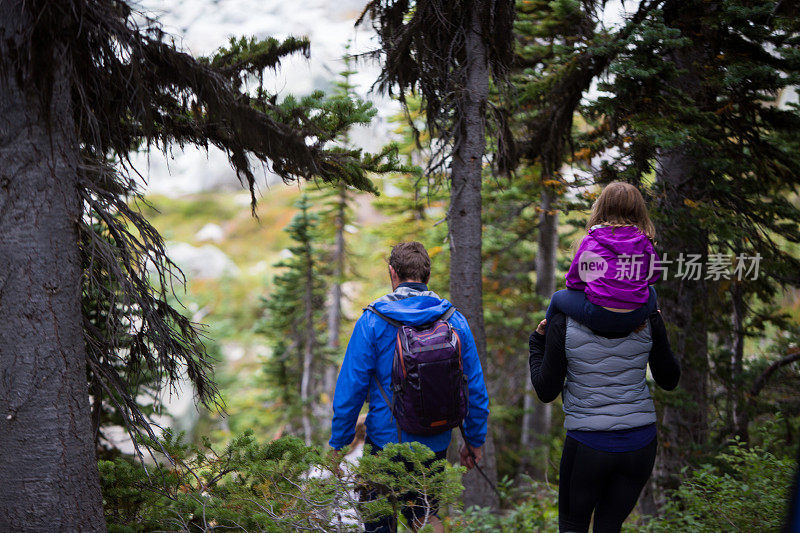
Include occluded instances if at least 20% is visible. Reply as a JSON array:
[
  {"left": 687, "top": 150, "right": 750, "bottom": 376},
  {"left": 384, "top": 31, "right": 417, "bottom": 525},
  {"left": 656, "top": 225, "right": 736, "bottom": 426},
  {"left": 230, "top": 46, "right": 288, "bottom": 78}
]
[{"left": 101, "top": 429, "right": 796, "bottom": 532}]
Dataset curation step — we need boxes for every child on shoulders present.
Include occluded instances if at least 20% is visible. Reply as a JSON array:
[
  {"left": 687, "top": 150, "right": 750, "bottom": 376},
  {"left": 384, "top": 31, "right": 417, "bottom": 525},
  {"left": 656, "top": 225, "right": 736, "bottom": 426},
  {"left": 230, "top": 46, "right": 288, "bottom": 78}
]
[{"left": 545, "top": 181, "right": 659, "bottom": 334}]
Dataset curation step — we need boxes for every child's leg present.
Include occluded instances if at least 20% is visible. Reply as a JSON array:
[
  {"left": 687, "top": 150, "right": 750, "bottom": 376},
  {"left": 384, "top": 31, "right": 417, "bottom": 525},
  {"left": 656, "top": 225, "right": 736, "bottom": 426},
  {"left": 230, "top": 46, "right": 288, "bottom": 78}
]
[
  {"left": 582, "top": 287, "right": 659, "bottom": 333},
  {"left": 545, "top": 289, "right": 589, "bottom": 323},
  {"left": 645, "top": 286, "right": 658, "bottom": 314}
]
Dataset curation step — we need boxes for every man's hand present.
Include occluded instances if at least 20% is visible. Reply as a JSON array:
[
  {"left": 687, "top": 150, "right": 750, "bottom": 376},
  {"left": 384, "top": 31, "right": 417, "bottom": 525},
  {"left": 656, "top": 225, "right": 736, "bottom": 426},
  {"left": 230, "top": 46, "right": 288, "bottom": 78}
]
[
  {"left": 459, "top": 443, "right": 483, "bottom": 470},
  {"left": 535, "top": 319, "right": 547, "bottom": 335}
]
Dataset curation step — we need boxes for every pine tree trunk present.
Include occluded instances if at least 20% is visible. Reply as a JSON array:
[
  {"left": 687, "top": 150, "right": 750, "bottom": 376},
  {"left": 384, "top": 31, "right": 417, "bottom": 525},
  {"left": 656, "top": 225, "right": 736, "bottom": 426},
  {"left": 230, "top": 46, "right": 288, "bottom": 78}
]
[
  {"left": 730, "top": 282, "right": 748, "bottom": 442},
  {"left": 647, "top": 145, "right": 709, "bottom": 507},
  {"left": 449, "top": 4, "right": 499, "bottom": 511},
  {"left": 0, "top": 5, "right": 105, "bottom": 529},
  {"left": 323, "top": 184, "right": 346, "bottom": 428},
  {"left": 301, "top": 242, "right": 315, "bottom": 445},
  {"left": 520, "top": 185, "right": 558, "bottom": 479}
]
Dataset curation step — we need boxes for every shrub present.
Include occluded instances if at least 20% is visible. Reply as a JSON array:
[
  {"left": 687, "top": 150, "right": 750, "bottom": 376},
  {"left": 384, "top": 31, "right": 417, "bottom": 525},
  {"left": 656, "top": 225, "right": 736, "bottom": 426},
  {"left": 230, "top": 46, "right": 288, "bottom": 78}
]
[
  {"left": 100, "top": 431, "right": 463, "bottom": 532},
  {"left": 642, "top": 438, "right": 795, "bottom": 532}
]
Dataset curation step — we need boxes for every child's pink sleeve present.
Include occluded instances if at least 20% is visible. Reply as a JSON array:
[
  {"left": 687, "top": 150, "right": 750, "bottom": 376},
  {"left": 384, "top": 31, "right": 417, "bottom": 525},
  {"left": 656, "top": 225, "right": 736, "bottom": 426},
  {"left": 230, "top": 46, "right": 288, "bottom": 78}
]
[{"left": 565, "top": 236, "right": 591, "bottom": 290}]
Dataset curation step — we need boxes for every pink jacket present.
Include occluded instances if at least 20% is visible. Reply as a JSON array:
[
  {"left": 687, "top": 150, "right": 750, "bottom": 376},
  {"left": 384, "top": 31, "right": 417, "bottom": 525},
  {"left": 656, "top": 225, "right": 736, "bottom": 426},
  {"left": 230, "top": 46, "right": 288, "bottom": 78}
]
[{"left": 565, "top": 225, "right": 660, "bottom": 309}]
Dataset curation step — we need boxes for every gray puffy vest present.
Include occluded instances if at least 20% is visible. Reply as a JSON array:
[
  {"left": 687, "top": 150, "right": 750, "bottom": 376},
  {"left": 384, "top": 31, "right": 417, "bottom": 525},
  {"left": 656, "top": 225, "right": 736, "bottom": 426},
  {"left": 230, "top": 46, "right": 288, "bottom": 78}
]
[{"left": 562, "top": 317, "right": 656, "bottom": 431}]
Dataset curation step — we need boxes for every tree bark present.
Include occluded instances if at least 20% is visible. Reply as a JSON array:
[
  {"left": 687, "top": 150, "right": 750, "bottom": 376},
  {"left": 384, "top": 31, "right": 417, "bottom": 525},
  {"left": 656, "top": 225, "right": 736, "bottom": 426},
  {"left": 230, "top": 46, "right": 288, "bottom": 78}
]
[
  {"left": 520, "top": 184, "right": 557, "bottom": 479},
  {"left": 646, "top": 146, "right": 709, "bottom": 510},
  {"left": 301, "top": 237, "right": 315, "bottom": 445},
  {"left": 0, "top": 4, "right": 106, "bottom": 530},
  {"left": 322, "top": 184, "right": 347, "bottom": 431},
  {"left": 730, "top": 282, "right": 748, "bottom": 441},
  {"left": 448, "top": 4, "right": 499, "bottom": 511}
]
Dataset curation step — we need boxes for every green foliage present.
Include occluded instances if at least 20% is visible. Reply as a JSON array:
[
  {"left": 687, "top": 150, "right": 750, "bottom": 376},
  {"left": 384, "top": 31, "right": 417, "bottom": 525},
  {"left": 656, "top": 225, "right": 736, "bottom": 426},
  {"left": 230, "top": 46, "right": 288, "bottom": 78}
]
[
  {"left": 100, "top": 431, "right": 464, "bottom": 532},
  {"left": 642, "top": 434, "right": 794, "bottom": 532},
  {"left": 309, "top": 44, "right": 364, "bottom": 341},
  {"left": 454, "top": 477, "right": 559, "bottom": 532},
  {"left": 205, "top": 35, "right": 311, "bottom": 83},
  {"left": 371, "top": 96, "right": 451, "bottom": 297},
  {"left": 257, "top": 195, "right": 331, "bottom": 442}
]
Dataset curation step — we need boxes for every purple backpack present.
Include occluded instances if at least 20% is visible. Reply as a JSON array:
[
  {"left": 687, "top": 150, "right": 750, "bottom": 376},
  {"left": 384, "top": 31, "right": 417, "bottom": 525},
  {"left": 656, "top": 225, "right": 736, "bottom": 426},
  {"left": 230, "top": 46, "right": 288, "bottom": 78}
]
[{"left": 366, "top": 305, "right": 468, "bottom": 439}]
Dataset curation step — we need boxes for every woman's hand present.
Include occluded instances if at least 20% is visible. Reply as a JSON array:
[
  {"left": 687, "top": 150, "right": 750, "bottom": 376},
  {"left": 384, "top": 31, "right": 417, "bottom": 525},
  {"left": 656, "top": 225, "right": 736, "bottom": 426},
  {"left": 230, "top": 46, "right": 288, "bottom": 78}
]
[{"left": 536, "top": 319, "right": 547, "bottom": 335}]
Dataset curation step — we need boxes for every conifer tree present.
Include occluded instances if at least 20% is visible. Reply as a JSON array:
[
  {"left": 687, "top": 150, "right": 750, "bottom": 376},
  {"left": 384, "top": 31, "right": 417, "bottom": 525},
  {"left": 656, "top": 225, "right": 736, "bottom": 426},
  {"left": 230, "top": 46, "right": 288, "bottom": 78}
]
[
  {"left": 259, "top": 196, "right": 331, "bottom": 445},
  {"left": 0, "top": 1, "right": 398, "bottom": 527},
  {"left": 311, "top": 46, "right": 368, "bottom": 428},
  {"left": 359, "top": 0, "right": 516, "bottom": 508}
]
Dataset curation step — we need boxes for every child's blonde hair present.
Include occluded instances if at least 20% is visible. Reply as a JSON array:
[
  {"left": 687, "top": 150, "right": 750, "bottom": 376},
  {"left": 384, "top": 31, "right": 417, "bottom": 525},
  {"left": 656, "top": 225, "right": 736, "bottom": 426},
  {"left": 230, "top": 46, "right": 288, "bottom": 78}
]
[{"left": 586, "top": 181, "right": 655, "bottom": 239}]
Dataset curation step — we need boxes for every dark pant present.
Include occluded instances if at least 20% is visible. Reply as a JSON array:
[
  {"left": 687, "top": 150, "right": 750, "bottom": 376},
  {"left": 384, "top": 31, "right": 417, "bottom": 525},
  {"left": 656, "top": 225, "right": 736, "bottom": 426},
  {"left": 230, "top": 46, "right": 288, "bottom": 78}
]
[
  {"left": 361, "top": 437, "right": 448, "bottom": 533},
  {"left": 545, "top": 287, "right": 657, "bottom": 334},
  {"left": 558, "top": 436, "right": 657, "bottom": 533}
]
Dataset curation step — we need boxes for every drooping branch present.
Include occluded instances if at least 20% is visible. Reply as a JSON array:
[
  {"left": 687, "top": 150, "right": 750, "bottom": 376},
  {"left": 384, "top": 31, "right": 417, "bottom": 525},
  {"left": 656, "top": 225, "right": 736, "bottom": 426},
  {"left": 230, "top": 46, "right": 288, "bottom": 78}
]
[
  {"left": 4, "top": 0, "right": 399, "bottom": 204},
  {"left": 750, "top": 348, "right": 800, "bottom": 397},
  {"left": 79, "top": 158, "right": 221, "bottom": 457},
  {"left": 514, "top": 0, "right": 665, "bottom": 175},
  {"left": 357, "top": 0, "right": 514, "bottom": 175}
]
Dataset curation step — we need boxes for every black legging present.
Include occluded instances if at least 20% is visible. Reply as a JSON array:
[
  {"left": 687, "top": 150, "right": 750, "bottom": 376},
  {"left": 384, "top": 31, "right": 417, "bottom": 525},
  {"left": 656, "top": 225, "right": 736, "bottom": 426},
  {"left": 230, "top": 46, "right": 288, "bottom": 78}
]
[{"left": 558, "top": 436, "right": 657, "bottom": 533}]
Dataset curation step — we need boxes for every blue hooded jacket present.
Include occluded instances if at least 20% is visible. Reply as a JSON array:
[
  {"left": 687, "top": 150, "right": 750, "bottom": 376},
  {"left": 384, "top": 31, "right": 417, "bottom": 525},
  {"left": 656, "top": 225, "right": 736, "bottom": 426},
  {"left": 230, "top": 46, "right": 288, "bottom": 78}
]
[{"left": 329, "top": 284, "right": 490, "bottom": 452}]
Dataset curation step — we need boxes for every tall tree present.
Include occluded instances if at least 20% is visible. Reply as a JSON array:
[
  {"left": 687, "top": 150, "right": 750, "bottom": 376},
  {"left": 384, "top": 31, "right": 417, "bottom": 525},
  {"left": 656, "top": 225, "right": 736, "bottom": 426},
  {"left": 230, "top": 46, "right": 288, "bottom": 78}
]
[
  {"left": 0, "top": 8, "right": 104, "bottom": 527},
  {"left": 509, "top": 2, "right": 587, "bottom": 477},
  {"left": 359, "top": 0, "right": 515, "bottom": 508},
  {"left": 480, "top": 169, "right": 548, "bottom": 478},
  {"left": 314, "top": 47, "right": 367, "bottom": 430},
  {"left": 259, "top": 195, "right": 330, "bottom": 445},
  {"left": 0, "top": 1, "right": 398, "bottom": 528}
]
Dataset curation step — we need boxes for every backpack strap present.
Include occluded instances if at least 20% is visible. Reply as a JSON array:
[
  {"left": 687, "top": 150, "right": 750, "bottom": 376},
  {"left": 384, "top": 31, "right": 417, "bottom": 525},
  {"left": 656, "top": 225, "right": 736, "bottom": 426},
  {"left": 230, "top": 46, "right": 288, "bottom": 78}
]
[
  {"left": 372, "top": 376, "right": 402, "bottom": 443},
  {"left": 365, "top": 306, "right": 403, "bottom": 442},
  {"left": 439, "top": 305, "right": 456, "bottom": 322},
  {"left": 364, "top": 305, "right": 404, "bottom": 328},
  {"left": 365, "top": 304, "right": 457, "bottom": 328}
]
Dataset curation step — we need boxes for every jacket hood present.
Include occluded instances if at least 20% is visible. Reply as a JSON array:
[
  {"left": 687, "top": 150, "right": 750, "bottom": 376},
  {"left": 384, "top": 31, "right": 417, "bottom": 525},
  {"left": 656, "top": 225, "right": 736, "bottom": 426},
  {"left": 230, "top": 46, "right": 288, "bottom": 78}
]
[
  {"left": 370, "top": 295, "right": 453, "bottom": 326},
  {"left": 589, "top": 225, "right": 653, "bottom": 256}
]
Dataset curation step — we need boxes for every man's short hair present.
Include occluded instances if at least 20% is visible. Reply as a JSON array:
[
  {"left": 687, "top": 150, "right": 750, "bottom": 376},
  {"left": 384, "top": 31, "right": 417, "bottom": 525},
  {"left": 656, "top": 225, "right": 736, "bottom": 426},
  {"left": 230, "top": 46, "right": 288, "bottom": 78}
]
[{"left": 389, "top": 242, "right": 431, "bottom": 284}]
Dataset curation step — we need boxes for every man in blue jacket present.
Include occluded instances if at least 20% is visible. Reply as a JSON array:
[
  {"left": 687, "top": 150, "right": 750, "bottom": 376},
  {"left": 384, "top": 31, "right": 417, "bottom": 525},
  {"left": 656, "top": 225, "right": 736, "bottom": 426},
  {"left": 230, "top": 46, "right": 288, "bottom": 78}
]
[{"left": 329, "top": 241, "right": 490, "bottom": 533}]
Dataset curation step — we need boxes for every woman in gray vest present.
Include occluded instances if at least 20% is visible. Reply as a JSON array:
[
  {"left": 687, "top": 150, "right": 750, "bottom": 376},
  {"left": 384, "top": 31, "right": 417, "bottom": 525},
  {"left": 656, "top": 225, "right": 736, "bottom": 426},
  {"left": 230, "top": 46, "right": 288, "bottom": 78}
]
[{"left": 529, "top": 309, "right": 680, "bottom": 533}]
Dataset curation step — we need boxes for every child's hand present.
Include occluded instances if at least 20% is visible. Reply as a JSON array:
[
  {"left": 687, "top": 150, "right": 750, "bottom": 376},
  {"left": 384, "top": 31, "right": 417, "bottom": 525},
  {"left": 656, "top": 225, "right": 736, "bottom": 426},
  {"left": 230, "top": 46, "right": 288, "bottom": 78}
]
[{"left": 536, "top": 319, "right": 547, "bottom": 335}]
